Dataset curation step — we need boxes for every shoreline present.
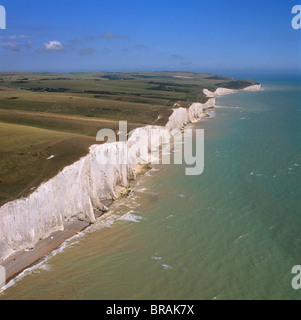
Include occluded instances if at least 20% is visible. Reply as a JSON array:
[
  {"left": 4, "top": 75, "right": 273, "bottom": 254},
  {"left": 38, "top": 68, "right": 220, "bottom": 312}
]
[
  {"left": 0, "top": 162, "right": 152, "bottom": 290},
  {"left": 2, "top": 220, "right": 89, "bottom": 284},
  {"left": 0, "top": 162, "right": 149, "bottom": 289},
  {"left": 0, "top": 84, "right": 261, "bottom": 290}
]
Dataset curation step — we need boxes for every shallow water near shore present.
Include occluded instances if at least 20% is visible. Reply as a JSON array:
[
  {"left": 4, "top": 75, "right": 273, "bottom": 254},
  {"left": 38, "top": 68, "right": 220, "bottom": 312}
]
[{"left": 1, "top": 74, "right": 301, "bottom": 300}]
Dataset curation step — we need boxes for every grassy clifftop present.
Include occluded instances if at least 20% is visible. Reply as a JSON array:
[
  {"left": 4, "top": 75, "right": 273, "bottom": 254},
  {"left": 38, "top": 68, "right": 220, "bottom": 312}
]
[{"left": 0, "top": 71, "right": 258, "bottom": 204}]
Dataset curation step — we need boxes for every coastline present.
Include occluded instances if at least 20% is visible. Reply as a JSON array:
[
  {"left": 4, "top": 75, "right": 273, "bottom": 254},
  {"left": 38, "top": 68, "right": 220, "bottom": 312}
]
[
  {"left": 0, "top": 84, "right": 261, "bottom": 290},
  {"left": 0, "top": 163, "right": 150, "bottom": 289}
]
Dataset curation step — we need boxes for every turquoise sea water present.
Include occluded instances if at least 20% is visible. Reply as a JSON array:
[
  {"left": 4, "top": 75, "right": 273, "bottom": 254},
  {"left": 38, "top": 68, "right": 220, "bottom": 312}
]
[{"left": 1, "top": 75, "right": 300, "bottom": 300}]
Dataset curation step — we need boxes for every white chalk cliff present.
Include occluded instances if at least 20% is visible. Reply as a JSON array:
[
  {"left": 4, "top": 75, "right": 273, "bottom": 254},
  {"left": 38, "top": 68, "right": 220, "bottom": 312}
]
[
  {"left": 166, "top": 99, "right": 215, "bottom": 131},
  {"left": 0, "top": 142, "right": 134, "bottom": 261},
  {"left": 203, "top": 84, "right": 261, "bottom": 98},
  {"left": 0, "top": 85, "right": 261, "bottom": 262}
]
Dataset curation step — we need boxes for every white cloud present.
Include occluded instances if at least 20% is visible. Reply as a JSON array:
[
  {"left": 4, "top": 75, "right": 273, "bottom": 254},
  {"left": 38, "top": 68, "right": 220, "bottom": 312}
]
[{"left": 44, "top": 40, "right": 64, "bottom": 51}]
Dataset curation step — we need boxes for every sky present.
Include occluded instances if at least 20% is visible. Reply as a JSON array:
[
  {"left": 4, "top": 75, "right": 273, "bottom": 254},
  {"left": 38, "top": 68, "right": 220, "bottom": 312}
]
[{"left": 0, "top": 0, "right": 300, "bottom": 74}]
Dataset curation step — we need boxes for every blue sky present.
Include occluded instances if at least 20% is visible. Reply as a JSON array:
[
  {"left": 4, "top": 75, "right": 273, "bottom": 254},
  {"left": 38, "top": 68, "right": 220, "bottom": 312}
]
[{"left": 0, "top": 0, "right": 300, "bottom": 74}]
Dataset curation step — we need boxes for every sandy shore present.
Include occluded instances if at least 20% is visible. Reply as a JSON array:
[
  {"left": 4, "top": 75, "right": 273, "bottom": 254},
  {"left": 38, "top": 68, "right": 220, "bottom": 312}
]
[{"left": 1, "top": 220, "right": 90, "bottom": 283}]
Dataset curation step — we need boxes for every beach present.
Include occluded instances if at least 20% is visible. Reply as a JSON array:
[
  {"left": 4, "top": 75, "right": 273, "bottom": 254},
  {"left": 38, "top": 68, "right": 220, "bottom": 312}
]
[{"left": 2, "top": 220, "right": 89, "bottom": 283}]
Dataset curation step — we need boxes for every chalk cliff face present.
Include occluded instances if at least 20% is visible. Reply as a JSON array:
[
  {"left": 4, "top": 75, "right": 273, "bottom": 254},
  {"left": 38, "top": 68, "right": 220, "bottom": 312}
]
[
  {"left": 241, "top": 84, "right": 262, "bottom": 91},
  {"left": 0, "top": 142, "right": 135, "bottom": 261},
  {"left": 203, "top": 84, "right": 262, "bottom": 98},
  {"left": 0, "top": 84, "right": 261, "bottom": 262},
  {"left": 127, "top": 125, "right": 172, "bottom": 165},
  {"left": 165, "top": 99, "right": 215, "bottom": 131}
]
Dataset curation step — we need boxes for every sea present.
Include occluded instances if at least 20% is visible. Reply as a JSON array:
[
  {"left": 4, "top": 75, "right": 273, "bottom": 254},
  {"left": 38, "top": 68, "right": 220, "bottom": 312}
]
[{"left": 0, "top": 74, "right": 300, "bottom": 300}]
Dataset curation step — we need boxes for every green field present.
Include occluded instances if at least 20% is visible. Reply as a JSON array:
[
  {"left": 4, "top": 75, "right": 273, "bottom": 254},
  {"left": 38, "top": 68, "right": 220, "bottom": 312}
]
[{"left": 0, "top": 71, "right": 258, "bottom": 205}]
